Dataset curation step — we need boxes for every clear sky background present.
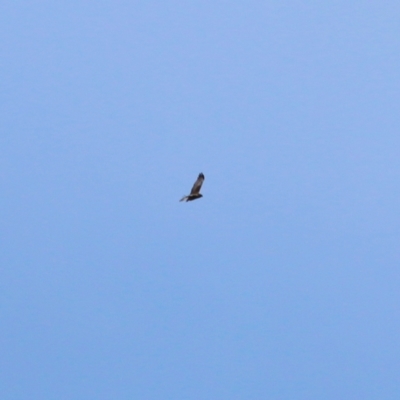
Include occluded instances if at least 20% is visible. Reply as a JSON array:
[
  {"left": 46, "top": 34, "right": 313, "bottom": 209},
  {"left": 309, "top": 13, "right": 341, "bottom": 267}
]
[{"left": 1, "top": 2, "right": 400, "bottom": 399}]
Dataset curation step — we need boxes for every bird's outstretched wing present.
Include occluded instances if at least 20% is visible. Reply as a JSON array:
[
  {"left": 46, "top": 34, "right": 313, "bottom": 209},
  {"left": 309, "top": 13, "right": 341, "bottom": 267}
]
[{"left": 190, "top": 173, "right": 204, "bottom": 195}]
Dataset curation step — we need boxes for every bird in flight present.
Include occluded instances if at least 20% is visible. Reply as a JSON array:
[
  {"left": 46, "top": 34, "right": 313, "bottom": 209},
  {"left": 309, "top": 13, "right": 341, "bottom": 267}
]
[{"left": 180, "top": 173, "right": 205, "bottom": 202}]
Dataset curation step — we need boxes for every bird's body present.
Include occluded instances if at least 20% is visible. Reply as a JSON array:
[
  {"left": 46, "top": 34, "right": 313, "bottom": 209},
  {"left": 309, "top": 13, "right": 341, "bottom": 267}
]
[{"left": 180, "top": 173, "right": 205, "bottom": 202}]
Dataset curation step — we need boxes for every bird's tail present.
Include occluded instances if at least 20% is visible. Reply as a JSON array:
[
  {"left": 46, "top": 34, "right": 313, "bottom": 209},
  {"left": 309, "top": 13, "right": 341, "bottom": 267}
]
[{"left": 179, "top": 196, "right": 188, "bottom": 202}]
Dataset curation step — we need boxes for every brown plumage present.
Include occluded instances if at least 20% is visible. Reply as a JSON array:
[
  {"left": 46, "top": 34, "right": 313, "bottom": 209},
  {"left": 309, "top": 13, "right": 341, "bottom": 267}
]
[{"left": 179, "top": 173, "right": 205, "bottom": 202}]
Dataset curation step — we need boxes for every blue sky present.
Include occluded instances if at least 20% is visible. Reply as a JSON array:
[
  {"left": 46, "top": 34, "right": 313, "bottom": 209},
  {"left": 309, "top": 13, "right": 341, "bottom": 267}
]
[{"left": 1, "top": 1, "right": 400, "bottom": 399}]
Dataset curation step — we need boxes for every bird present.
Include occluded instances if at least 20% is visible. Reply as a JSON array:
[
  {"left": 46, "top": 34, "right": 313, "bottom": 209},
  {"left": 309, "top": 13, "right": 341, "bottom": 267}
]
[{"left": 180, "top": 173, "right": 205, "bottom": 202}]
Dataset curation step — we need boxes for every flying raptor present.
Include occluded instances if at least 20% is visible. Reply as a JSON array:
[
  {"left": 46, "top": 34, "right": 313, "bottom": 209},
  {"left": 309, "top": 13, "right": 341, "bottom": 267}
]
[{"left": 180, "top": 173, "right": 205, "bottom": 202}]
